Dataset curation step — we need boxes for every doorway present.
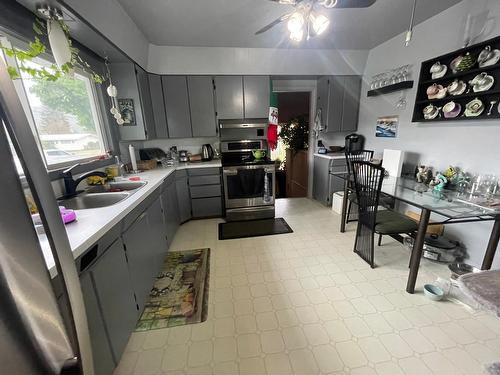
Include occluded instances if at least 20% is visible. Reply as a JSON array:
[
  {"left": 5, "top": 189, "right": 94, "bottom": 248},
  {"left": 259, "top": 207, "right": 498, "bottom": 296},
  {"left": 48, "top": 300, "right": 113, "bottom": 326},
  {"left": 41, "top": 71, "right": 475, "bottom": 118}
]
[{"left": 271, "top": 92, "right": 310, "bottom": 198}]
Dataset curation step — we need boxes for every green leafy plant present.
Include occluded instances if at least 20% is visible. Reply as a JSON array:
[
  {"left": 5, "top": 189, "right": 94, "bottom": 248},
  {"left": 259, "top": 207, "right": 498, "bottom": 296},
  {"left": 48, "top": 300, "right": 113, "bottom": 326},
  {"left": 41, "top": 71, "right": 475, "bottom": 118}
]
[
  {"left": 1, "top": 17, "right": 103, "bottom": 83},
  {"left": 279, "top": 115, "right": 309, "bottom": 151}
]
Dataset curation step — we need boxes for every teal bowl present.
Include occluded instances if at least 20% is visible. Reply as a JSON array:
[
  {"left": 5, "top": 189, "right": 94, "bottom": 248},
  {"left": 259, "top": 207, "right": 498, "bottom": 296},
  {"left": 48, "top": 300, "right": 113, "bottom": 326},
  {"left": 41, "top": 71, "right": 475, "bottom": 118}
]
[{"left": 424, "top": 284, "right": 444, "bottom": 301}]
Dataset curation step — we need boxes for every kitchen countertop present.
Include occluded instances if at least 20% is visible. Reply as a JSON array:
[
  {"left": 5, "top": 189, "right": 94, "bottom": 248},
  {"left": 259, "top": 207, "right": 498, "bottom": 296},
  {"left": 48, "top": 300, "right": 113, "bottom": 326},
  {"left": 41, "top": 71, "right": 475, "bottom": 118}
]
[
  {"left": 313, "top": 153, "right": 345, "bottom": 160},
  {"left": 41, "top": 159, "right": 222, "bottom": 277}
]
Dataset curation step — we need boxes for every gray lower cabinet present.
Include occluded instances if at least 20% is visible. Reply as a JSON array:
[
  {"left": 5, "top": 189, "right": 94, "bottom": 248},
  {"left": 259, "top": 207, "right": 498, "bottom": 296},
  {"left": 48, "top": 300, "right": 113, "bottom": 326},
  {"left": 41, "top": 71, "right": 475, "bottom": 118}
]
[
  {"left": 80, "top": 273, "right": 115, "bottom": 375},
  {"left": 161, "top": 175, "right": 181, "bottom": 248},
  {"left": 162, "top": 75, "right": 192, "bottom": 138},
  {"left": 122, "top": 197, "right": 165, "bottom": 311},
  {"left": 243, "top": 76, "right": 270, "bottom": 118},
  {"left": 214, "top": 76, "right": 244, "bottom": 119},
  {"left": 148, "top": 194, "right": 169, "bottom": 268},
  {"left": 82, "top": 238, "right": 138, "bottom": 368},
  {"left": 188, "top": 76, "right": 217, "bottom": 137},
  {"left": 189, "top": 168, "right": 222, "bottom": 218},
  {"left": 176, "top": 170, "right": 191, "bottom": 223},
  {"left": 313, "top": 156, "right": 347, "bottom": 205},
  {"left": 149, "top": 73, "right": 169, "bottom": 138}
]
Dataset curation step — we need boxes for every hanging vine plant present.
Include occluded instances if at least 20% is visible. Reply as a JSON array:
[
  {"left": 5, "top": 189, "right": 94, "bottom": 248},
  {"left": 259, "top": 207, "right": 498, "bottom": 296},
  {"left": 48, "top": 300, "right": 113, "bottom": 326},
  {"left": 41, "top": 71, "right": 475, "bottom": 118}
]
[{"left": 1, "top": 14, "right": 104, "bottom": 84}]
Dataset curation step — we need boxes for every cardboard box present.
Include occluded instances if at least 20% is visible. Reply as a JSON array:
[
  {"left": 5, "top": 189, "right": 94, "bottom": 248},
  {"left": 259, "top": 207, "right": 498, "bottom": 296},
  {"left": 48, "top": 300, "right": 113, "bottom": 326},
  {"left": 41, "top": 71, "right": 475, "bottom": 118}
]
[{"left": 405, "top": 210, "right": 444, "bottom": 236}]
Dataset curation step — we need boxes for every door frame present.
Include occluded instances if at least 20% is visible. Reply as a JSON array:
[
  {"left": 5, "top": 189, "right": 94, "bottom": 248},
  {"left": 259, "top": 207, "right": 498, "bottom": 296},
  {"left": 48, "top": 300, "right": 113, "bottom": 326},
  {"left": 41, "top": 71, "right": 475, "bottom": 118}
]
[{"left": 271, "top": 79, "right": 317, "bottom": 199}]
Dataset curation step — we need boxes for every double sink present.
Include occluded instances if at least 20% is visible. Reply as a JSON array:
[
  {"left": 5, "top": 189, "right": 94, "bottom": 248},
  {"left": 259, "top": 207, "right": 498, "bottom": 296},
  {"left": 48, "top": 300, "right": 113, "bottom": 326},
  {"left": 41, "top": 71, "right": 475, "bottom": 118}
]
[{"left": 58, "top": 181, "right": 147, "bottom": 210}]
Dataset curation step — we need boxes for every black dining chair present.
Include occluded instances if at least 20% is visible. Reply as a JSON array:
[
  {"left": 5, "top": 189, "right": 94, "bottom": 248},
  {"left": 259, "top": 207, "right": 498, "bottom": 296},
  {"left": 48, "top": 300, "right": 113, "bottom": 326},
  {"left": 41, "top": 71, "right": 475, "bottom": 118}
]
[
  {"left": 344, "top": 150, "right": 374, "bottom": 224},
  {"left": 351, "top": 161, "right": 418, "bottom": 268}
]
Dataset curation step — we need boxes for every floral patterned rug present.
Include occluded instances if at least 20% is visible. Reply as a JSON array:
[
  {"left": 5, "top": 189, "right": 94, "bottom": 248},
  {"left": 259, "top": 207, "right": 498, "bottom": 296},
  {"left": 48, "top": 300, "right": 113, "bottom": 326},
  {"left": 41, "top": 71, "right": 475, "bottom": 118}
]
[{"left": 135, "top": 248, "right": 210, "bottom": 331}]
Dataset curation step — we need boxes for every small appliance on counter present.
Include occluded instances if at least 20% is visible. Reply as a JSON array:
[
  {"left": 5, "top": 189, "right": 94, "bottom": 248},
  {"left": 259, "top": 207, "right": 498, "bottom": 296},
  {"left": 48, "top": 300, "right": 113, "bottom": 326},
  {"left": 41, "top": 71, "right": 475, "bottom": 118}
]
[
  {"left": 201, "top": 144, "right": 214, "bottom": 161},
  {"left": 345, "top": 133, "right": 365, "bottom": 153},
  {"left": 179, "top": 150, "right": 189, "bottom": 162}
]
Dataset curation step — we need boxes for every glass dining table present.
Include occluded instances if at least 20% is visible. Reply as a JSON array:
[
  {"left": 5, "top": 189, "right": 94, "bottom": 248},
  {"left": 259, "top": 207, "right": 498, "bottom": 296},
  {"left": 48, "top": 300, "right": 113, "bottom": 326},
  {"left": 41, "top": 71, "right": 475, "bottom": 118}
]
[{"left": 331, "top": 172, "right": 500, "bottom": 294}]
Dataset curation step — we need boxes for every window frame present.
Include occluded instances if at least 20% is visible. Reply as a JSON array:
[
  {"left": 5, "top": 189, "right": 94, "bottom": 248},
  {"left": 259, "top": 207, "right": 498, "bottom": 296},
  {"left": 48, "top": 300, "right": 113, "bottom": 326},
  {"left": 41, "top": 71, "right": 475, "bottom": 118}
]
[{"left": 0, "top": 35, "right": 112, "bottom": 172}]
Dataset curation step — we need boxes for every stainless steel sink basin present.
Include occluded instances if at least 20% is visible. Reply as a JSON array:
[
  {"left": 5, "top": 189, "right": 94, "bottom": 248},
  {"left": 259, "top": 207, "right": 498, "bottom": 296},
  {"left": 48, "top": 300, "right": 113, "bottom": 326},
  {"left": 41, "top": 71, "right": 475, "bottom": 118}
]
[
  {"left": 58, "top": 192, "right": 130, "bottom": 210},
  {"left": 86, "top": 180, "right": 147, "bottom": 193}
]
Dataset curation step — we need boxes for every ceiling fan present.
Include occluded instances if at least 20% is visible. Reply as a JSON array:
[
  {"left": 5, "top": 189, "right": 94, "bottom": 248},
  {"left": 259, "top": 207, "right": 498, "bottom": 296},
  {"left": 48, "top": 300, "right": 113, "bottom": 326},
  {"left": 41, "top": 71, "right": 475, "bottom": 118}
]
[{"left": 255, "top": 0, "right": 376, "bottom": 42}]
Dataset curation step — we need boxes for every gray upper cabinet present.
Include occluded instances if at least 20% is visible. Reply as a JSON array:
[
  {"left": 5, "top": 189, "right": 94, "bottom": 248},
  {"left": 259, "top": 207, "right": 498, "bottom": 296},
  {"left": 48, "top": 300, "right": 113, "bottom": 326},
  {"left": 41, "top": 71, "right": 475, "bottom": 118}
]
[
  {"left": 89, "top": 238, "right": 138, "bottom": 363},
  {"left": 319, "top": 75, "right": 361, "bottom": 134},
  {"left": 162, "top": 76, "right": 193, "bottom": 138},
  {"left": 136, "top": 66, "right": 156, "bottom": 138},
  {"left": 341, "top": 76, "right": 362, "bottom": 132},
  {"left": 188, "top": 76, "right": 217, "bottom": 137},
  {"left": 110, "top": 63, "right": 147, "bottom": 140},
  {"left": 148, "top": 74, "right": 169, "bottom": 138},
  {"left": 214, "top": 76, "right": 244, "bottom": 119},
  {"left": 243, "top": 76, "right": 270, "bottom": 118}
]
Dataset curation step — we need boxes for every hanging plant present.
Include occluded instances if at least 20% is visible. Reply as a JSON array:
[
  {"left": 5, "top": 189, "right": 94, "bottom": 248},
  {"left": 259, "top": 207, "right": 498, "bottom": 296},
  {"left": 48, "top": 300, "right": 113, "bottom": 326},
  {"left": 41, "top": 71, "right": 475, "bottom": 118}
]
[{"left": 1, "top": 15, "right": 104, "bottom": 83}]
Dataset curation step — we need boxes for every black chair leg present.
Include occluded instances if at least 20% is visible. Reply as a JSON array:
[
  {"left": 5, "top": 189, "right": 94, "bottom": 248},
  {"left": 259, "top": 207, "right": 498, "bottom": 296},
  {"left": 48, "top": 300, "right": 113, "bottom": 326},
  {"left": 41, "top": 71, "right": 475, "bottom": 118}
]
[
  {"left": 346, "top": 200, "right": 352, "bottom": 224},
  {"left": 378, "top": 233, "right": 383, "bottom": 246}
]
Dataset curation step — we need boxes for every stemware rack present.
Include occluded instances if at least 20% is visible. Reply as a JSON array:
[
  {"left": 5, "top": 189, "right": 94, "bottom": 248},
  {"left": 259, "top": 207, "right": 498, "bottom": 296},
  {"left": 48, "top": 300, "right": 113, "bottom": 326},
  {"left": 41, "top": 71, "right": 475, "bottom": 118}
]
[{"left": 412, "top": 35, "right": 500, "bottom": 123}]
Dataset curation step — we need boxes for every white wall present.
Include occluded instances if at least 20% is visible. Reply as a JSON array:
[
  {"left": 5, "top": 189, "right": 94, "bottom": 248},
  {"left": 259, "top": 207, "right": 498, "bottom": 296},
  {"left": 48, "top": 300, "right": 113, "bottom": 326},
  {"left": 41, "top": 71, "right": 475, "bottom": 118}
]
[
  {"left": 356, "top": 0, "right": 500, "bottom": 268},
  {"left": 64, "top": 0, "right": 149, "bottom": 67},
  {"left": 148, "top": 45, "right": 368, "bottom": 75}
]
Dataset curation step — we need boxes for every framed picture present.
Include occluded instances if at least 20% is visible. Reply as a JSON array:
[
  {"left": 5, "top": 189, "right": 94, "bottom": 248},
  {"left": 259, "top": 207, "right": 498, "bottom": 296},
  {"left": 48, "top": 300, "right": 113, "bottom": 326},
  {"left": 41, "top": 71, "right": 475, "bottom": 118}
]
[
  {"left": 118, "top": 98, "right": 136, "bottom": 126},
  {"left": 376, "top": 115, "right": 398, "bottom": 138}
]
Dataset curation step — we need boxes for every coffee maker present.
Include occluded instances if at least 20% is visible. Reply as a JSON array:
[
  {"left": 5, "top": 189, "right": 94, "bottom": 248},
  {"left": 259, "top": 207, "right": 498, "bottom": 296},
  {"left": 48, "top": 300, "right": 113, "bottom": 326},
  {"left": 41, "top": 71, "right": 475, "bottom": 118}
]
[{"left": 345, "top": 133, "right": 365, "bottom": 153}]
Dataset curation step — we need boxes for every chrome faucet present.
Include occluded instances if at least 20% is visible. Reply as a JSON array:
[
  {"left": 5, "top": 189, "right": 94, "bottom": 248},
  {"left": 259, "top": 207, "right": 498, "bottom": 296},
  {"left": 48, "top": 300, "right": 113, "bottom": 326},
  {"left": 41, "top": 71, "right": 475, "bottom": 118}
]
[{"left": 62, "top": 163, "right": 108, "bottom": 197}]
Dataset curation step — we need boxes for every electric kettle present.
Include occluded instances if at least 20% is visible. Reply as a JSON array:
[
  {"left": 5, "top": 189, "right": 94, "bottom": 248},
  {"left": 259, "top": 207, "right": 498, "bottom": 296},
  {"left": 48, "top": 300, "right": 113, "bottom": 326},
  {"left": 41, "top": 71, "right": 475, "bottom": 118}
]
[{"left": 201, "top": 144, "right": 214, "bottom": 161}]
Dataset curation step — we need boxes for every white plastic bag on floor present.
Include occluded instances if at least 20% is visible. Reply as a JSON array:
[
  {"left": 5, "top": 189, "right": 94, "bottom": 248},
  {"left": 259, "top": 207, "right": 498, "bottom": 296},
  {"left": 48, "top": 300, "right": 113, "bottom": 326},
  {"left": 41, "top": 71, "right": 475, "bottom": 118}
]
[{"left": 434, "top": 277, "right": 481, "bottom": 311}]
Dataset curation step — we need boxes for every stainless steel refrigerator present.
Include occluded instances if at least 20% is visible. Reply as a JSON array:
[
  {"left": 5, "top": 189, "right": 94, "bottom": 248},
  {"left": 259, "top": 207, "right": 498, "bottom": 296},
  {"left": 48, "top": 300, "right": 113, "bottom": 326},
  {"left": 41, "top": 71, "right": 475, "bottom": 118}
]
[{"left": 0, "top": 60, "right": 93, "bottom": 373}]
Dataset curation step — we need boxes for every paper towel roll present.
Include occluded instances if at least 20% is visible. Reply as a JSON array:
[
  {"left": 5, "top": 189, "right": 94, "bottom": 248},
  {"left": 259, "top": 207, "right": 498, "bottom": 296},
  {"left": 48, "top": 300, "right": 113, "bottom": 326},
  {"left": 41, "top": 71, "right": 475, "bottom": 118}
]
[{"left": 129, "top": 144, "right": 138, "bottom": 172}]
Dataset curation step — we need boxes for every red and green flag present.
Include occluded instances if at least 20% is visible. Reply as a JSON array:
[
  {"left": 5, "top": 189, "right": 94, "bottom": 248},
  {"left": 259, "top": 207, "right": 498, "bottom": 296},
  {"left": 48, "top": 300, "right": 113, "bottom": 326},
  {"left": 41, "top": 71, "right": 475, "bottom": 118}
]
[{"left": 267, "top": 79, "right": 278, "bottom": 150}]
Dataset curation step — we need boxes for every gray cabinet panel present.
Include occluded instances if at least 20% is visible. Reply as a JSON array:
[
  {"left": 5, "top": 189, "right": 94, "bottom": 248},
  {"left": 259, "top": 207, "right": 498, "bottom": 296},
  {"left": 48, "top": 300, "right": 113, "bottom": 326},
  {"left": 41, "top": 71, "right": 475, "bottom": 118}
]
[
  {"left": 326, "top": 76, "right": 345, "bottom": 133},
  {"left": 176, "top": 176, "right": 191, "bottom": 223},
  {"left": 317, "top": 76, "right": 329, "bottom": 127},
  {"left": 162, "top": 178, "right": 180, "bottom": 248},
  {"left": 110, "top": 63, "right": 146, "bottom": 140},
  {"left": 188, "top": 76, "right": 217, "bottom": 137},
  {"left": 149, "top": 74, "right": 168, "bottom": 138},
  {"left": 190, "top": 184, "right": 221, "bottom": 198},
  {"left": 91, "top": 238, "right": 138, "bottom": 362},
  {"left": 189, "top": 175, "right": 221, "bottom": 186},
  {"left": 341, "top": 76, "right": 361, "bottom": 132},
  {"left": 192, "top": 197, "right": 222, "bottom": 218},
  {"left": 148, "top": 196, "right": 169, "bottom": 268},
  {"left": 136, "top": 66, "right": 156, "bottom": 138},
  {"left": 214, "top": 76, "right": 244, "bottom": 119},
  {"left": 187, "top": 167, "right": 221, "bottom": 177},
  {"left": 80, "top": 273, "right": 116, "bottom": 375},
  {"left": 122, "top": 210, "right": 155, "bottom": 311},
  {"left": 313, "top": 156, "right": 332, "bottom": 205},
  {"left": 162, "top": 76, "right": 192, "bottom": 138},
  {"left": 243, "top": 76, "right": 270, "bottom": 118}
]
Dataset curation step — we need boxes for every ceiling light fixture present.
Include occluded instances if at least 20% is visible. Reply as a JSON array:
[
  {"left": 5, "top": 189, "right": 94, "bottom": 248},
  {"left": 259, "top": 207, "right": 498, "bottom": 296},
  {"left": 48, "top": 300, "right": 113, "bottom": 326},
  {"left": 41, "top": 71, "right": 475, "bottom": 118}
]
[
  {"left": 287, "top": 9, "right": 330, "bottom": 42},
  {"left": 404, "top": 0, "right": 417, "bottom": 47}
]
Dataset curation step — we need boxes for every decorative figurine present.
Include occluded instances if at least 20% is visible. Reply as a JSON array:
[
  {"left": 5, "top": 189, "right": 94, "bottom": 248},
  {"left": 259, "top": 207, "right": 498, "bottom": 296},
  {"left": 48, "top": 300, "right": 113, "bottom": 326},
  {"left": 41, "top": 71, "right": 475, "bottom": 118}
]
[
  {"left": 415, "top": 165, "right": 432, "bottom": 184},
  {"left": 430, "top": 173, "right": 448, "bottom": 192},
  {"left": 443, "top": 166, "right": 459, "bottom": 184}
]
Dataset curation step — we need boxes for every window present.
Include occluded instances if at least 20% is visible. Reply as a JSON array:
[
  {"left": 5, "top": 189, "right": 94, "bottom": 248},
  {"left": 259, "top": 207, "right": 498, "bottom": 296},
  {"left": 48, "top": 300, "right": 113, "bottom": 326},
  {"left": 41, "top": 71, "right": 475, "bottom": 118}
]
[{"left": 1, "top": 37, "right": 107, "bottom": 170}]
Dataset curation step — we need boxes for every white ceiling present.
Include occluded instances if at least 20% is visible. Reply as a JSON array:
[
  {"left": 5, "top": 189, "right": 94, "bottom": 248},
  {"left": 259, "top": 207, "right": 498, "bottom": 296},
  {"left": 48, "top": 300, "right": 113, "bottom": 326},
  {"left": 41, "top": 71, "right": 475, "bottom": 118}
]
[{"left": 115, "top": 0, "right": 462, "bottom": 49}]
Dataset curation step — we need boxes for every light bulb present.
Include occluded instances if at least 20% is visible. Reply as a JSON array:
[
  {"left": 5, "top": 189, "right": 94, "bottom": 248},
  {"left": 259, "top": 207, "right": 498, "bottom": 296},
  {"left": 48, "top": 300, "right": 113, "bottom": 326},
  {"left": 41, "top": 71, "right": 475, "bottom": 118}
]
[
  {"left": 311, "top": 13, "right": 329, "bottom": 35},
  {"left": 287, "top": 12, "right": 304, "bottom": 33},
  {"left": 290, "top": 29, "right": 304, "bottom": 42}
]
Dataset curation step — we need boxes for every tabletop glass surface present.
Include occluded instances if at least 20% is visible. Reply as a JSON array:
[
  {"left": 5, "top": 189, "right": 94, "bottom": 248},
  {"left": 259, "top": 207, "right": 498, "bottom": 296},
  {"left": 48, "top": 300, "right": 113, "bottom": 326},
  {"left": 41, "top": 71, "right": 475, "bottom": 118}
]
[{"left": 331, "top": 173, "right": 500, "bottom": 219}]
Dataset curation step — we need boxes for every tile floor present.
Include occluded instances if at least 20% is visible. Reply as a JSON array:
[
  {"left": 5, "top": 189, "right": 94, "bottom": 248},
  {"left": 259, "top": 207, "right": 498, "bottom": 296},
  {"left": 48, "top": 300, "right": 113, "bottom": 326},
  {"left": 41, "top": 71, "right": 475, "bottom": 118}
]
[{"left": 115, "top": 198, "right": 500, "bottom": 375}]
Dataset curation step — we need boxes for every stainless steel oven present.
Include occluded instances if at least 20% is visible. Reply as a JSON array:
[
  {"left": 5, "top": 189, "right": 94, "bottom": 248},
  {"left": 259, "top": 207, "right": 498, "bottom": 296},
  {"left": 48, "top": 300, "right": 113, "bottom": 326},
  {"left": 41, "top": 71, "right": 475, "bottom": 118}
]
[{"left": 223, "top": 163, "right": 276, "bottom": 221}]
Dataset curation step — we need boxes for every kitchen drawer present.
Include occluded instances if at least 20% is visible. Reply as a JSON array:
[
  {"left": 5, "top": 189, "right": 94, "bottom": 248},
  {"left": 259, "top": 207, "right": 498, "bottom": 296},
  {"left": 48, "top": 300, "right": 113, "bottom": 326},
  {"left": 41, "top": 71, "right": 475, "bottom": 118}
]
[
  {"left": 122, "top": 188, "right": 160, "bottom": 231},
  {"left": 188, "top": 167, "right": 220, "bottom": 177},
  {"left": 162, "top": 172, "right": 175, "bottom": 192},
  {"left": 192, "top": 197, "right": 222, "bottom": 218},
  {"left": 189, "top": 175, "right": 221, "bottom": 186},
  {"left": 190, "top": 184, "right": 221, "bottom": 198},
  {"left": 331, "top": 159, "right": 346, "bottom": 166},
  {"left": 330, "top": 165, "right": 347, "bottom": 174}
]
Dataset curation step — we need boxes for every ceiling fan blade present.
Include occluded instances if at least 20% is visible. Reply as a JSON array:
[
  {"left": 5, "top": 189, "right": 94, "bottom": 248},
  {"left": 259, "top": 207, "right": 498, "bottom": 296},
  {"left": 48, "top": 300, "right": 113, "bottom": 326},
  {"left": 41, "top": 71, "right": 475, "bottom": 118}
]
[
  {"left": 268, "top": 0, "right": 299, "bottom": 4},
  {"left": 255, "top": 13, "right": 292, "bottom": 35},
  {"left": 321, "top": 0, "right": 376, "bottom": 8}
]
